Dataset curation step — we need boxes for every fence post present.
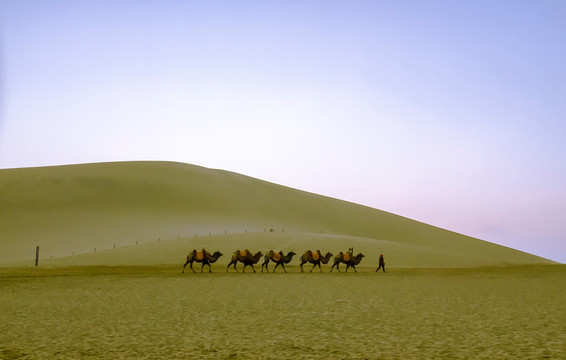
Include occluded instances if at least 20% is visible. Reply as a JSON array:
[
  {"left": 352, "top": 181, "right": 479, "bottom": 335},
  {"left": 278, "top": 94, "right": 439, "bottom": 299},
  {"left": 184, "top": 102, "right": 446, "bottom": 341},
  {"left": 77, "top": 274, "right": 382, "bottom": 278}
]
[{"left": 35, "top": 246, "right": 39, "bottom": 267}]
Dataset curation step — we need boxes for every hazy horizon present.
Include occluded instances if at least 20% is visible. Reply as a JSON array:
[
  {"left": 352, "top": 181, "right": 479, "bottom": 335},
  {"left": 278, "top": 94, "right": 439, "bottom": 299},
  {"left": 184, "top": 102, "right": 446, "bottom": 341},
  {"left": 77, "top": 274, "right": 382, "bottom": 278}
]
[{"left": 1, "top": 1, "right": 564, "bottom": 263}]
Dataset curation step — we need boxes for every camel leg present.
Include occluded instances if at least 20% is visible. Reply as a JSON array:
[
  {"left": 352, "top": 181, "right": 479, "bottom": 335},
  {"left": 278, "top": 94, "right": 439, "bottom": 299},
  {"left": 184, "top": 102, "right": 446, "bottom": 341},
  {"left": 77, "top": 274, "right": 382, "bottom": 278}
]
[
  {"left": 345, "top": 264, "right": 349, "bottom": 272},
  {"left": 201, "top": 262, "right": 205, "bottom": 273},
  {"left": 310, "top": 263, "right": 316, "bottom": 273},
  {"left": 227, "top": 261, "right": 237, "bottom": 272},
  {"left": 182, "top": 260, "right": 190, "bottom": 273},
  {"left": 273, "top": 263, "right": 279, "bottom": 272},
  {"left": 190, "top": 262, "right": 196, "bottom": 273},
  {"left": 352, "top": 265, "right": 357, "bottom": 273},
  {"left": 207, "top": 263, "right": 212, "bottom": 273},
  {"left": 318, "top": 263, "right": 322, "bottom": 272},
  {"left": 281, "top": 263, "right": 287, "bottom": 273},
  {"left": 250, "top": 264, "right": 256, "bottom": 273},
  {"left": 331, "top": 262, "right": 340, "bottom": 272},
  {"left": 300, "top": 262, "right": 304, "bottom": 272}
]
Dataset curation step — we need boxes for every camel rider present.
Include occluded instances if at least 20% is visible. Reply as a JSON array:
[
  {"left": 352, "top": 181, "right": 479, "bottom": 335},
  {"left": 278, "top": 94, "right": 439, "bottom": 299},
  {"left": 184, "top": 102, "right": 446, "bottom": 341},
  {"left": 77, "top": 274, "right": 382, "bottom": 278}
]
[{"left": 376, "top": 254, "right": 385, "bottom": 272}]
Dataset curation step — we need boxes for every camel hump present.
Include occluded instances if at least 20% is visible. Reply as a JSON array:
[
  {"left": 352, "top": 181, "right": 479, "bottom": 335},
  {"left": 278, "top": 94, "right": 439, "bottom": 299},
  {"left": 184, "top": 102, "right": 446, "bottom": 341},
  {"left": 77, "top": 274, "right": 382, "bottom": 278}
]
[
  {"left": 272, "top": 252, "right": 281, "bottom": 261},
  {"left": 239, "top": 250, "right": 249, "bottom": 257},
  {"left": 343, "top": 253, "right": 351, "bottom": 262},
  {"left": 195, "top": 251, "right": 204, "bottom": 261},
  {"left": 312, "top": 251, "right": 320, "bottom": 261}
]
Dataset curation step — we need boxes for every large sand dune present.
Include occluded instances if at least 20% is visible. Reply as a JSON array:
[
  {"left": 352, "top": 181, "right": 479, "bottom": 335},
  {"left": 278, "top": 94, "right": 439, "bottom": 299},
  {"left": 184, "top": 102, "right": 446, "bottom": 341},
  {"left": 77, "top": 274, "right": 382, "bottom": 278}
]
[{"left": 0, "top": 161, "right": 555, "bottom": 267}]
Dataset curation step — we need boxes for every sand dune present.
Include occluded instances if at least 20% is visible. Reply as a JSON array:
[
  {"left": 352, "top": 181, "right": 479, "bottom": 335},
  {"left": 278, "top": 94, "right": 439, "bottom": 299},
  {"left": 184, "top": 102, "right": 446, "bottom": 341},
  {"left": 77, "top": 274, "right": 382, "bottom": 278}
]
[{"left": 0, "top": 161, "right": 555, "bottom": 267}]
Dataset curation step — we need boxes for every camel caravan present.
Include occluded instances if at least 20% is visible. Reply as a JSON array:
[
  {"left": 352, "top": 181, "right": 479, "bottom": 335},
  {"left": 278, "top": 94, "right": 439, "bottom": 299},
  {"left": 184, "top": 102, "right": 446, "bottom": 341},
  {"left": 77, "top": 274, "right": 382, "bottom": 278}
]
[{"left": 182, "top": 248, "right": 383, "bottom": 273}]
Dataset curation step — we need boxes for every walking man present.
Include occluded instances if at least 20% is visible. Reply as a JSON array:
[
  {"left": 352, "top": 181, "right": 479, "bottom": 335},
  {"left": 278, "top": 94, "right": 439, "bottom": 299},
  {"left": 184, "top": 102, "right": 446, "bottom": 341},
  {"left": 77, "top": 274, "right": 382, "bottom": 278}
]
[{"left": 376, "top": 254, "right": 386, "bottom": 272}]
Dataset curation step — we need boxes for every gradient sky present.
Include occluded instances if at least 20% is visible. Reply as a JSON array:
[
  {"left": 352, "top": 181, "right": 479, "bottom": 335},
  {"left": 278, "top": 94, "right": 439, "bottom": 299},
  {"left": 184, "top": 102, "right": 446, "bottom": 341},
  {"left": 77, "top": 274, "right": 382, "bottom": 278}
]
[{"left": 1, "top": 1, "right": 565, "bottom": 263}]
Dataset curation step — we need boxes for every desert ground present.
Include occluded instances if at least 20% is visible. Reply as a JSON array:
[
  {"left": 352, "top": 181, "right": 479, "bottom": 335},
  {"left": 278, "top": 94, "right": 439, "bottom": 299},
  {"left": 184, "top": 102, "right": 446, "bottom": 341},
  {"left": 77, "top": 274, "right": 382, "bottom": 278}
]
[
  {"left": 1, "top": 265, "right": 564, "bottom": 359},
  {"left": 1, "top": 162, "right": 562, "bottom": 359}
]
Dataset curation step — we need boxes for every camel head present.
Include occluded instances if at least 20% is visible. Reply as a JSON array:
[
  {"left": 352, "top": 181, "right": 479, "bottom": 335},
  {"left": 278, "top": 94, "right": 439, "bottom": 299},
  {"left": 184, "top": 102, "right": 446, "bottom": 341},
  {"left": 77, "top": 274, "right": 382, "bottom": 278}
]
[
  {"left": 352, "top": 253, "right": 365, "bottom": 264},
  {"left": 284, "top": 251, "right": 297, "bottom": 262}
]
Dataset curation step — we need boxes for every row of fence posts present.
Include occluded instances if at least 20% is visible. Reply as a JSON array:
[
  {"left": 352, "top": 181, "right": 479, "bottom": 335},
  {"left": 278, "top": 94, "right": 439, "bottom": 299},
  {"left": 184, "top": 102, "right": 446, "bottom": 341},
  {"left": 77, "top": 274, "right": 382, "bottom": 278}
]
[{"left": 33, "top": 227, "right": 303, "bottom": 266}]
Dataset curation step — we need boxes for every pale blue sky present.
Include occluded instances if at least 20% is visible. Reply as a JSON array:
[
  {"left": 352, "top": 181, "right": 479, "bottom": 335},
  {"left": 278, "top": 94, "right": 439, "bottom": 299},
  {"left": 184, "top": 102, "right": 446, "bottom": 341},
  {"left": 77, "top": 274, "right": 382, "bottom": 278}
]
[{"left": 1, "top": 1, "right": 565, "bottom": 263}]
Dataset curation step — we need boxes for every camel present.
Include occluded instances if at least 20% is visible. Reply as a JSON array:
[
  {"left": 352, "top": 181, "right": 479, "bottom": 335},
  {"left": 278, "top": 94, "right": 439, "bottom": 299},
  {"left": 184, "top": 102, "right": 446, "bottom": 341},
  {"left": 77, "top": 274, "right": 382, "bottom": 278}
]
[
  {"left": 261, "top": 250, "right": 296, "bottom": 273},
  {"left": 330, "top": 252, "right": 365, "bottom": 273},
  {"left": 299, "top": 250, "right": 333, "bottom": 272},
  {"left": 226, "top": 250, "right": 263, "bottom": 273},
  {"left": 182, "top": 249, "right": 223, "bottom": 273},
  {"left": 261, "top": 251, "right": 277, "bottom": 273}
]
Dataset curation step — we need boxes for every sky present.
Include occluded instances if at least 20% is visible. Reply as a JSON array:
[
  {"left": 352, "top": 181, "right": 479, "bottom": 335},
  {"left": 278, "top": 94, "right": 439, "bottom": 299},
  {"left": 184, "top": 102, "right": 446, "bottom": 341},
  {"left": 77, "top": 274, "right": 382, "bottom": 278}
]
[{"left": 1, "top": 1, "right": 565, "bottom": 263}]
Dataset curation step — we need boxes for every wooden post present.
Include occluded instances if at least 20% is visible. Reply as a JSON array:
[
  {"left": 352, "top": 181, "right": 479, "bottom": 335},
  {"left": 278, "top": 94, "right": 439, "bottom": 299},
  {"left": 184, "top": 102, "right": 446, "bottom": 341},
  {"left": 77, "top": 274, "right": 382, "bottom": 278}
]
[{"left": 35, "top": 246, "right": 39, "bottom": 267}]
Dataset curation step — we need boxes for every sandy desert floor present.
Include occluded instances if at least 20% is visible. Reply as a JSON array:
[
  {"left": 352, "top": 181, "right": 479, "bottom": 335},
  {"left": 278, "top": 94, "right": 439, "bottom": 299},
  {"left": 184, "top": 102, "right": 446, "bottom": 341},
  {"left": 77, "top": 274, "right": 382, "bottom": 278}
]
[{"left": 0, "top": 265, "right": 564, "bottom": 359}]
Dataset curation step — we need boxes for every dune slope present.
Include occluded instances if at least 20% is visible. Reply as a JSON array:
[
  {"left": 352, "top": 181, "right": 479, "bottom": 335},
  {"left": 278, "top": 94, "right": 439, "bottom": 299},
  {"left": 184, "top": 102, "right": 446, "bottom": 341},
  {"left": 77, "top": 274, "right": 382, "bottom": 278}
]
[{"left": 0, "top": 161, "right": 554, "bottom": 266}]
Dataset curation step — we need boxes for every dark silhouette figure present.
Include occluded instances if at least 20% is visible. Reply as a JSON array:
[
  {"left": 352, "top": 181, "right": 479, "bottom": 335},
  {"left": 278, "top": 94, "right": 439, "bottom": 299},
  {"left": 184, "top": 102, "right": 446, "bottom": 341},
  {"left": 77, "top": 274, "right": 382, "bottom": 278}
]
[{"left": 376, "top": 254, "right": 386, "bottom": 272}]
